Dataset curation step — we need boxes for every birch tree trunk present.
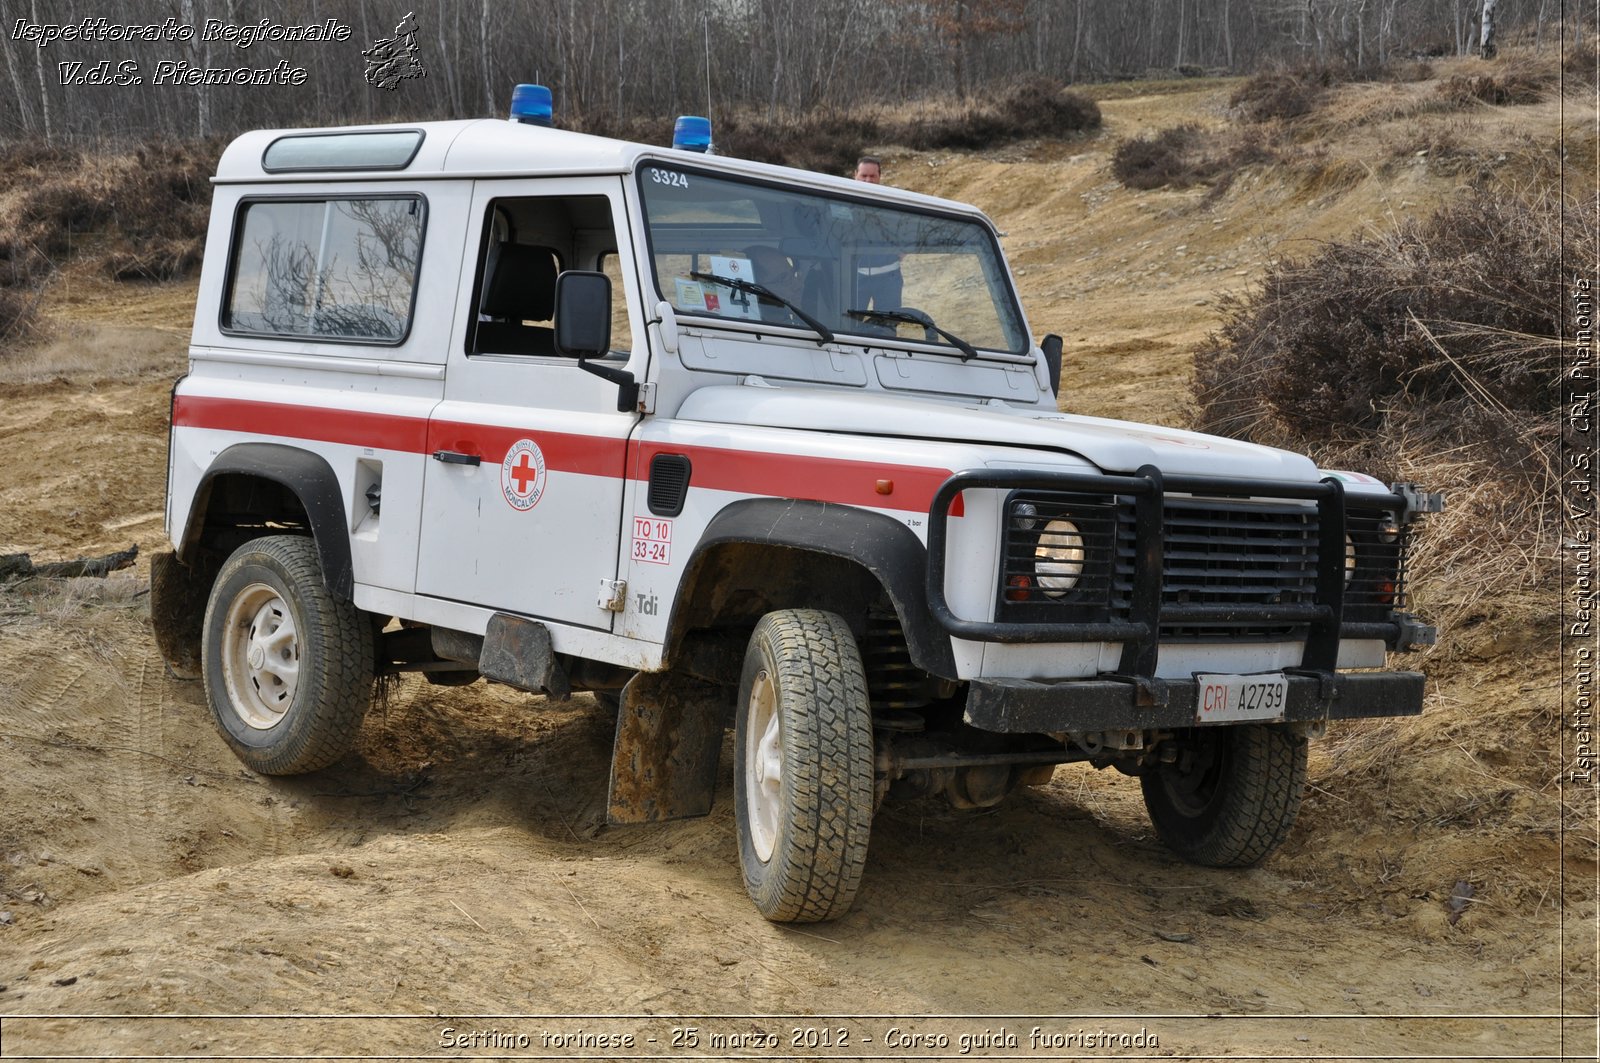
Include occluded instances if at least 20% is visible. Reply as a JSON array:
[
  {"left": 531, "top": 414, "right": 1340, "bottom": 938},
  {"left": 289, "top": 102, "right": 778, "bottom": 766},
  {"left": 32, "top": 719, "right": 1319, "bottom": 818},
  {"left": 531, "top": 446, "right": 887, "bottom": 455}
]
[
  {"left": 1480, "top": 0, "right": 1498, "bottom": 59},
  {"left": 28, "top": 0, "right": 51, "bottom": 141},
  {"left": 1, "top": 15, "right": 36, "bottom": 135},
  {"left": 480, "top": 0, "right": 494, "bottom": 116}
]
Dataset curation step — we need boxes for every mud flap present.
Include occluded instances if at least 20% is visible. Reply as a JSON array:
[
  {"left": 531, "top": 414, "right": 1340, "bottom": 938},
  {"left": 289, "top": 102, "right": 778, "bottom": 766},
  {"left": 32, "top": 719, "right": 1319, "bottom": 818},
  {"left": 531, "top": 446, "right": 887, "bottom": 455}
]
[
  {"left": 478, "top": 613, "right": 571, "bottom": 700},
  {"left": 607, "top": 671, "right": 727, "bottom": 824},
  {"left": 149, "top": 549, "right": 215, "bottom": 680}
]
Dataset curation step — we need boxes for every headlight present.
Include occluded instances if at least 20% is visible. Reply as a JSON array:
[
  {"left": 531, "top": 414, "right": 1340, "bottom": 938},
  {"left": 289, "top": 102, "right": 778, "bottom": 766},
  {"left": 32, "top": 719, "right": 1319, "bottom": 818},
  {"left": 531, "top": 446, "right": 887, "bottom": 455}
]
[
  {"left": 1035, "top": 519, "right": 1086, "bottom": 596},
  {"left": 1344, "top": 533, "right": 1357, "bottom": 584}
]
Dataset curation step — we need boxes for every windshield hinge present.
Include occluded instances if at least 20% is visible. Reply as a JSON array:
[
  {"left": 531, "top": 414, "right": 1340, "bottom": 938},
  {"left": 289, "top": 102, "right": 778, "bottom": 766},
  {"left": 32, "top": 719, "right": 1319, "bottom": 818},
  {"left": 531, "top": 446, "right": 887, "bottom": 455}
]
[{"left": 633, "top": 382, "right": 656, "bottom": 415}]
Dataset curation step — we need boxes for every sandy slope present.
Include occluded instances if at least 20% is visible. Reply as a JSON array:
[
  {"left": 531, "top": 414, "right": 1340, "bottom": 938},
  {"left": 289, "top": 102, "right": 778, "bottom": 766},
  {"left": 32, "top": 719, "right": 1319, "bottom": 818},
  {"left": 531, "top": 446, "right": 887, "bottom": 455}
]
[{"left": 0, "top": 67, "right": 1592, "bottom": 1061}]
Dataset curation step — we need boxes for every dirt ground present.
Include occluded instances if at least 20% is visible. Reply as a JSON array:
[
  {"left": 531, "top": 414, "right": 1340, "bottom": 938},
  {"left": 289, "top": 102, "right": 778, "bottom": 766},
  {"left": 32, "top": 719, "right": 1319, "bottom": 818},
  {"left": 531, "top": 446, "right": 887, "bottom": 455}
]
[{"left": 0, "top": 69, "right": 1595, "bottom": 1061}]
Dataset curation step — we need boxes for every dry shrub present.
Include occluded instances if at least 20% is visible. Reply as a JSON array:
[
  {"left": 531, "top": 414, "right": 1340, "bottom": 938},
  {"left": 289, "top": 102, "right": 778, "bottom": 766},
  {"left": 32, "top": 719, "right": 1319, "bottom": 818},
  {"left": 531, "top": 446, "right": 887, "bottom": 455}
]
[
  {"left": 893, "top": 79, "right": 1101, "bottom": 150},
  {"left": 0, "top": 138, "right": 215, "bottom": 342},
  {"left": 578, "top": 81, "right": 1098, "bottom": 174},
  {"left": 1230, "top": 65, "right": 1339, "bottom": 122},
  {"left": 1111, "top": 124, "right": 1275, "bottom": 190},
  {"left": 1192, "top": 187, "right": 1585, "bottom": 634},
  {"left": 718, "top": 111, "right": 885, "bottom": 175},
  {"left": 575, "top": 108, "right": 875, "bottom": 175},
  {"left": 1233, "top": 59, "right": 1449, "bottom": 124},
  {"left": 0, "top": 142, "right": 82, "bottom": 175},
  {"left": 1438, "top": 67, "right": 1553, "bottom": 106},
  {"left": 1111, "top": 124, "right": 1206, "bottom": 189},
  {"left": 1564, "top": 42, "right": 1598, "bottom": 87},
  {"left": 0, "top": 286, "right": 42, "bottom": 345},
  {"left": 13, "top": 180, "right": 112, "bottom": 255}
]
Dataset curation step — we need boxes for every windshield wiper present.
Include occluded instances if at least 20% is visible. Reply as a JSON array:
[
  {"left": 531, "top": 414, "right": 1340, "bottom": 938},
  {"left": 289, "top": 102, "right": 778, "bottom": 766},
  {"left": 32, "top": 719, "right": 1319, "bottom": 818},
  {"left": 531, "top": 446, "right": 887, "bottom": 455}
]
[
  {"left": 846, "top": 307, "right": 980, "bottom": 361},
  {"left": 690, "top": 271, "right": 835, "bottom": 346}
]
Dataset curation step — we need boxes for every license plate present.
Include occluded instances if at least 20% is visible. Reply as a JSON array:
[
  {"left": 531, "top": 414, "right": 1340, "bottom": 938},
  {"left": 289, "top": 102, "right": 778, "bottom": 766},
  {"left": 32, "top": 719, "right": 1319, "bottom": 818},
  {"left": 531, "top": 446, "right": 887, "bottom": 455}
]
[{"left": 1194, "top": 673, "right": 1289, "bottom": 725}]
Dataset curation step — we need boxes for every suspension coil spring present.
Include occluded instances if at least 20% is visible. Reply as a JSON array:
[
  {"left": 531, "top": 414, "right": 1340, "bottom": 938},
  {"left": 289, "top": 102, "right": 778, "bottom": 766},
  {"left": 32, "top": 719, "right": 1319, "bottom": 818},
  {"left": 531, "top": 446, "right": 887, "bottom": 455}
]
[{"left": 861, "top": 611, "right": 930, "bottom": 713}]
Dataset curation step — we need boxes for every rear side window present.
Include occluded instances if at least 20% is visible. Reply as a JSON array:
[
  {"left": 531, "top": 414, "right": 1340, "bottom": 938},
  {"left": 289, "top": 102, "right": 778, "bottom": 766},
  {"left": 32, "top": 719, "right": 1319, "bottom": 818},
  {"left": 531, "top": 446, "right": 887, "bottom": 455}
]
[{"left": 222, "top": 196, "right": 425, "bottom": 344}]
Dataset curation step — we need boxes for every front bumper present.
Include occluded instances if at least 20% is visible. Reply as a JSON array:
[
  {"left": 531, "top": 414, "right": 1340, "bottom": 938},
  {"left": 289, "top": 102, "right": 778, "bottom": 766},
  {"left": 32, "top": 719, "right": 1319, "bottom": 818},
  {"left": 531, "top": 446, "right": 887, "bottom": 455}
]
[{"left": 965, "top": 670, "right": 1425, "bottom": 733}]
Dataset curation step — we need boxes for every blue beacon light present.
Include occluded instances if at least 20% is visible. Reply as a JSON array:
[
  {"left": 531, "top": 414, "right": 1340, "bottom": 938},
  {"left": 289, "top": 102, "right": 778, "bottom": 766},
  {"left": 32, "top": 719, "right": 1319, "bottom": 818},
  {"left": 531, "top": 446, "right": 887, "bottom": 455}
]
[
  {"left": 673, "top": 115, "right": 713, "bottom": 153},
  {"left": 510, "top": 84, "right": 553, "bottom": 126}
]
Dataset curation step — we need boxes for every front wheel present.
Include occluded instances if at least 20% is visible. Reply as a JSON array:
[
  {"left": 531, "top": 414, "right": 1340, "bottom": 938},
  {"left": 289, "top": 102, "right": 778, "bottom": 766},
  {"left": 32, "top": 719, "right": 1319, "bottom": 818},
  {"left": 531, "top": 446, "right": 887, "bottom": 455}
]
[
  {"left": 201, "top": 535, "right": 375, "bottom": 775},
  {"left": 735, "top": 610, "right": 874, "bottom": 923},
  {"left": 1140, "top": 724, "right": 1307, "bottom": 867}
]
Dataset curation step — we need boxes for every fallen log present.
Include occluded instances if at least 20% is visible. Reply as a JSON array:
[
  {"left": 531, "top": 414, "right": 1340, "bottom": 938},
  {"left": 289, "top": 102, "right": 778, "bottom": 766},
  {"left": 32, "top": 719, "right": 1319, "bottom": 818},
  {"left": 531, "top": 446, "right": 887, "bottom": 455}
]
[{"left": 0, "top": 545, "right": 139, "bottom": 581}]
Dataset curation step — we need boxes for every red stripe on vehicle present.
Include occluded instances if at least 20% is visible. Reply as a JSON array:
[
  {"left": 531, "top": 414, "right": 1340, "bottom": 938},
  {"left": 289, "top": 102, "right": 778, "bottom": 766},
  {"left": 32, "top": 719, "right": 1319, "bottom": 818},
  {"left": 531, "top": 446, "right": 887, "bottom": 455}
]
[
  {"left": 426, "top": 419, "right": 628, "bottom": 475},
  {"left": 633, "top": 441, "right": 964, "bottom": 516},
  {"left": 174, "top": 395, "right": 962, "bottom": 514},
  {"left": 173, "top": 395, "right": 429, "bottom": 453}
]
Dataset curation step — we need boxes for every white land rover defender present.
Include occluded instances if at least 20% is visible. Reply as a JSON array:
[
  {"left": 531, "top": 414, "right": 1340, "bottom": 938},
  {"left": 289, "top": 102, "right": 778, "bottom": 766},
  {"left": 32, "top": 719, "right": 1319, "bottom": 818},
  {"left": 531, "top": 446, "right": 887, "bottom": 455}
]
[{"left": 152, "top": 99, "right": 1442, "bottom": 923}]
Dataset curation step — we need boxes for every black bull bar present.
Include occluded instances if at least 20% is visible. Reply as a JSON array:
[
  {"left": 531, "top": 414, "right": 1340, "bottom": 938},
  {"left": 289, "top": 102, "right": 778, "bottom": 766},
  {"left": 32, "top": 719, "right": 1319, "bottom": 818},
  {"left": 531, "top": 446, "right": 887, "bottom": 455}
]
[{"left": 923, "top": 466, "right": 1426, "bottom": 731}]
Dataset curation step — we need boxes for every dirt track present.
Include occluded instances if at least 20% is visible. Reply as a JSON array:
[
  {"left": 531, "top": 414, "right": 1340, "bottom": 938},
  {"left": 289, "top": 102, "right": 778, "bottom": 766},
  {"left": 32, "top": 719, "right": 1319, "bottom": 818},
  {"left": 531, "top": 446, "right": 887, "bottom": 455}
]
[{"left": 0, "top": 73, "right": 1592, "bottom": 1061}]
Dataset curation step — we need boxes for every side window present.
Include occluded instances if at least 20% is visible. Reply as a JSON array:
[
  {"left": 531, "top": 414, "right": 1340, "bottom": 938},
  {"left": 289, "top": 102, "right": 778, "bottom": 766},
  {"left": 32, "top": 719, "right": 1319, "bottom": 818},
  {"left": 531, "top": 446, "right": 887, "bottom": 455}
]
[
  {"left": 597, "top": 252, "right": 633, "bottom": 355},
  {"left": 471, "top": 194, "right": 633, "bottom": 358},
  {"left": 223, "top": 196, "right": 424, "bottom": 343}
]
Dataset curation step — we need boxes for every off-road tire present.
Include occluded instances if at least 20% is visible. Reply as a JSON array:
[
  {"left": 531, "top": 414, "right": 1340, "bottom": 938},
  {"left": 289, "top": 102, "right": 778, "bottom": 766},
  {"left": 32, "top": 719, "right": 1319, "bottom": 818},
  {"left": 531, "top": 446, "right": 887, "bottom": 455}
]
[
  {"left": 735, "top": 609, "right": 874, "bottom": 923},
  {"left": 1140, "top": 724, "right": 1307, "bottom": 867},
  {"left": 202, "top": 535, "right": 374, "bottom": 775}
]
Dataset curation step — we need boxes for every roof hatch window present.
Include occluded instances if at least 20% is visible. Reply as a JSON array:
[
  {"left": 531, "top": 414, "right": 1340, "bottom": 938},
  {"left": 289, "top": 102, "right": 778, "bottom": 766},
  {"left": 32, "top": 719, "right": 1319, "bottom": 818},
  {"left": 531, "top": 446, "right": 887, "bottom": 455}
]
[{"left": 262, "top": 131, "right": 424, "bottom": 172}]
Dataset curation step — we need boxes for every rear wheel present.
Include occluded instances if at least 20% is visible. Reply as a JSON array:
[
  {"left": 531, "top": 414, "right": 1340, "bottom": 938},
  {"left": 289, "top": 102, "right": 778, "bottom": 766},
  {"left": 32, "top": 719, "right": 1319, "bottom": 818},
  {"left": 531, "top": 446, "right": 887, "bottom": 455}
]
[
  {"left": 1140, "top": 724, "right": 1306, "bottom": 867},
  {"left": 735, "top": 610, "right": 873, "bottom": 923},
  {"left": 202, "top": 536, "right": 374, "bottom": 775}
]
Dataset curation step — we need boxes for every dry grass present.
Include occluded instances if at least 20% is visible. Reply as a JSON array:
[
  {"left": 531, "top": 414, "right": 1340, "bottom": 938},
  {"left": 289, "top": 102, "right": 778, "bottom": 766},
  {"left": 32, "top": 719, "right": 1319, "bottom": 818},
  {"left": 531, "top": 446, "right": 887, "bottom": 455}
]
[{"left": 0, "top": 571, "right": 149, "bottom": 665}]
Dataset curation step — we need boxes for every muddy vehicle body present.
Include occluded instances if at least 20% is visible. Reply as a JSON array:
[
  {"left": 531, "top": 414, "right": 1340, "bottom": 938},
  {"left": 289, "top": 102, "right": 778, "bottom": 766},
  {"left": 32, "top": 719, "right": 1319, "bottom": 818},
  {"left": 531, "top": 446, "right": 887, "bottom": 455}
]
[{"left": 153, "top": 112, "right": 1440, "bottom": 922}]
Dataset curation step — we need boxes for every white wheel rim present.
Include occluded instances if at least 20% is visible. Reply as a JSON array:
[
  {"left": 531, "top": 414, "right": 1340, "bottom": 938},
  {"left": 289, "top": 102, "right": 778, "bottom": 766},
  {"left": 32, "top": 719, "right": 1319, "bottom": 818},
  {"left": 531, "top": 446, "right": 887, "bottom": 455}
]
[
  {"left": 220, "top": 582, "right": 300, "bottom": 730},
  {"left": 744, "top": 668, "right": 782, "bottom": 863}
]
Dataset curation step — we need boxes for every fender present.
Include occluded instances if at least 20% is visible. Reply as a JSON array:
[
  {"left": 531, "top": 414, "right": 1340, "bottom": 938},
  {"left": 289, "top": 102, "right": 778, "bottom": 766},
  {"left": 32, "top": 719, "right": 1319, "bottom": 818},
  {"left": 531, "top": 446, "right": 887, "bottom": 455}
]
[
  {"left": 180, "top": 442, "right": 354, "bottom": 600},
  {"left": 667, "top": 498, "right": 957, "bottom": 679}
]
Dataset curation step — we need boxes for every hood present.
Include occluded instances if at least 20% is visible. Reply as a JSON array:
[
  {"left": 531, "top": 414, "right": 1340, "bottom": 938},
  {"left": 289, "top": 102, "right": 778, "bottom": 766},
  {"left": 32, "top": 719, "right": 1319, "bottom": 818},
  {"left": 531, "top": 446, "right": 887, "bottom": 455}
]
[{"left": 674, "top": 385, "right": 1320, "bottom": 482}]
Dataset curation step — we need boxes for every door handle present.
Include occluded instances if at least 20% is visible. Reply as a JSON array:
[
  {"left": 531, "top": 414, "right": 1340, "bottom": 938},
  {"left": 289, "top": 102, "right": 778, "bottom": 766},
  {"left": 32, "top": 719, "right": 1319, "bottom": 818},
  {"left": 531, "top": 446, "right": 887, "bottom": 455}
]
[{"left": 431, "top": 450, "right": 482, "bottom": 466}]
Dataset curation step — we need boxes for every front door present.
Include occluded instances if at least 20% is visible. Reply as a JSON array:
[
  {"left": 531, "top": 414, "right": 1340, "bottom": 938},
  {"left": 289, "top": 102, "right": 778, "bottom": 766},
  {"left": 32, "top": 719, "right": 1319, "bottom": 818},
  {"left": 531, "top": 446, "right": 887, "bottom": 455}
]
[{"left": 415, "top": 178, "right": 647, "bottom": 632}]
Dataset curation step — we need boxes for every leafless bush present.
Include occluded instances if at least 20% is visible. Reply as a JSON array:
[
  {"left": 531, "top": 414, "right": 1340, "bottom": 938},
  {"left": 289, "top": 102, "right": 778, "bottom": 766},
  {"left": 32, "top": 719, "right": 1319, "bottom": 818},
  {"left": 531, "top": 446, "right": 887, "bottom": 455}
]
[
  {"left": 1564, "top": 42, "right": 1599, "bottom": 87},
  {"left": 1192, "top": 187, "right": 1585, "bottom": 633},
  {"left": 0, "top": 139, "right": 215, "bottom": 307},
  {"left": 578, "top": 80, "right": 1100, "bottom": 174},
  {"left": 1232, "top": 58, "right": 1460, "bottom": 124},
  {"left": 1229, "top": 65, "right": 1339, "bottom": 122},
  {"left": 1437, "top": 67, "right": 1553, "bottom": 106},
  {"left": 1111, "top": 124, "right": 1275, "bottom": 190},
  {"left": 0, "top": 286, "right": 43, "bottom": 346},
  {"left": 891, "top": 79, "right": 1102, "bottom": 151}
]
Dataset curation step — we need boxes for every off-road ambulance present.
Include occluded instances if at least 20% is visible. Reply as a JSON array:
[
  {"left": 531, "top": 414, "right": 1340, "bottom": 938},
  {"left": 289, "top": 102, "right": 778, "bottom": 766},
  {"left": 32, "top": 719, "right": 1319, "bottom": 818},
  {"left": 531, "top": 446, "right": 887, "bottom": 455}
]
[{"left": 152, "top": 93, "right": 1441, "bottom": 923}]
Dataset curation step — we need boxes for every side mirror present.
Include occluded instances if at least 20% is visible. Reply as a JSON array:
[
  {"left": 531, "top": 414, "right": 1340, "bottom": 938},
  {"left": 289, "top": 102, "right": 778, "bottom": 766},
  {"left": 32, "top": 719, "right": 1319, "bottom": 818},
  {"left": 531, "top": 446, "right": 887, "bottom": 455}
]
[
  {"left": 1040, "top": 333, "right": 1063, "bottom": 398},
  {"left": 554, "top": 270, "right": 612, "bottom": 358},
  {"left": 556, "top": 270, "right": 639, "bottom": 413}
]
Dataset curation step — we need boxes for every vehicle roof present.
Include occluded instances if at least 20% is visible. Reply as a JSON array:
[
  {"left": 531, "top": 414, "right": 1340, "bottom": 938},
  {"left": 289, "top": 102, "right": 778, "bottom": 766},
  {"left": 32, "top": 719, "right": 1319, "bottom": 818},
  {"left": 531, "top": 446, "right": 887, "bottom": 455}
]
[{"left": 213, "top": 119, "right": 991, "bottom": 220}]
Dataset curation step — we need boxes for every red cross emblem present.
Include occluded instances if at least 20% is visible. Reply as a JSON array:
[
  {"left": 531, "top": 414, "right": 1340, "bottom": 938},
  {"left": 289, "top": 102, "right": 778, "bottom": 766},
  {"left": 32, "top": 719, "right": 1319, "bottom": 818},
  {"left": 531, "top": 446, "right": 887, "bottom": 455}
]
[{"left": 500, "top": 438, "right": 547, "bottom": 511}]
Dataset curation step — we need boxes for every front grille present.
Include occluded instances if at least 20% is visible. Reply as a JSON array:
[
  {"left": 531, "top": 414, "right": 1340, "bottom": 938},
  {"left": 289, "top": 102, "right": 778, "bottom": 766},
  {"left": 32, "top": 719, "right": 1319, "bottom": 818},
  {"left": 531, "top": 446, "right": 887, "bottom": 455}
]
[
  {"left": 1120, "top": 498, "right": 1320, "bottom": 640},
  {"left": 997, "top": 491, "right": 1407, "bottom": 643}
]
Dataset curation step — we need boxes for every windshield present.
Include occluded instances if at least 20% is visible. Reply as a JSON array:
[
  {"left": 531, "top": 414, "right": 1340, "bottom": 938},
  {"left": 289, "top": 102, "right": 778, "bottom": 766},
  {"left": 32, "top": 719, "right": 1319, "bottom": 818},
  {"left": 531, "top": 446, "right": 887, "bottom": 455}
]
[{"left": 636, "top": 162, "right": 1027, "bottom": 355}]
